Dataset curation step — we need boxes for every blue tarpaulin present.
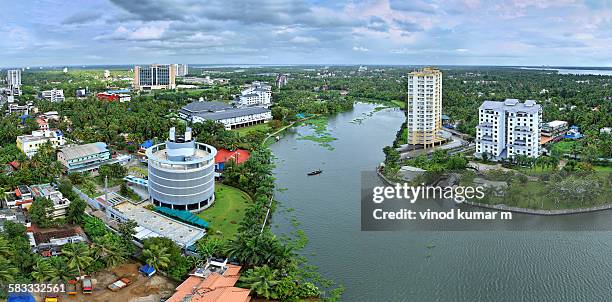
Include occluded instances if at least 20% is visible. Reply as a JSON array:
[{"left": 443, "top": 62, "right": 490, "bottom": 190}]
[
  {"left": 139, "top": 264, "right": 156, "bottom": 277},
  {"left": 8, "top": 293, "right": 36, "bottom": 302},
  {"left": 140, "top": 139, "right": 154, "bottom": 149}
]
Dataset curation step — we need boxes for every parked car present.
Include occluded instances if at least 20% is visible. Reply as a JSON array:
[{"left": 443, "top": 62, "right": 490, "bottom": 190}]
[
  {"left": 82, "top": 276, "right": 93, "bottom": 294},
  {"left": 107, "top": 277, "right": 132, "bottom": 292},
  {"left": 67, "top": 279, "right": 78, "bottom": 295}
]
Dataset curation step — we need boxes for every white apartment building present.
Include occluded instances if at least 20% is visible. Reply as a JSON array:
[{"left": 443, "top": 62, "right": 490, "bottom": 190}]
[
  {"left": 6, "top": 69, "right": 22, "bottom": 95},
  {"left": 476, "top": 99, "right": 542, "bottom": 160},
  {"left": 16, "top": 130, "right": 66, "bottom": 158},
  {"left": 175, "top": 64, "right": 189, "bottom": 76},
  {"left": 39, "top": 89, "right": 65, "bottom": 102},
  {"left": 234, "top": 81, "right": 272, "bottom": 107},
  {"left": 134, "top": 64, "right": 177, "bottom": 91},
  {"left": 191, "top": 107, "right": 272, "bottom": 130},
  {"left": 406, "top": 68, "right": 443, "bottom": 148}
]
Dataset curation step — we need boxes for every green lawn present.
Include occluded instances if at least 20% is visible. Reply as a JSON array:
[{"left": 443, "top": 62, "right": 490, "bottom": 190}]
[
  {"left": 234, "top": 123, "right": 271, "bottom": 135},
  {"left": 196, "top": 184, "right": 251, "bottom": 241},
  {"left": 550, "top": 140, "right": 580, "bottom": 155},
  {"left": 594, "top": 165, "right": 612, "bottom": 172}
]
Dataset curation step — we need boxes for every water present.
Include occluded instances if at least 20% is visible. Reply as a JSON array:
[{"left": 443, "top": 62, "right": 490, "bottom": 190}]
[
  {"left": 270, "top": 103, "right": 612, "bottom": 301},
  {"left": 517, "top": 67, "right": 612, "bottom": 76}
]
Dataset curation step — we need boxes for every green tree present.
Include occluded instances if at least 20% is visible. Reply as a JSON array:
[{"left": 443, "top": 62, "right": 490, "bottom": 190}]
[
  {"left": 29, "top": 197, "right": 54, "bottom": 228},
  {"left": 66, "top": 197, "right": 87, "bottom": 224},
  {"left": 31, "top": 258, "right": 56, "bottom": 282},
  {"left": 0, "top": 257, "right": 18, "bottom": 284},
  {"left": 61, "top": 242, "right": 93, "bottom": 276},
  {"left": 142, "top": 243, "right": 171, "bottom": 271},
  {"left": 239, "top": 265, "right": 281, "bottom": 299}
]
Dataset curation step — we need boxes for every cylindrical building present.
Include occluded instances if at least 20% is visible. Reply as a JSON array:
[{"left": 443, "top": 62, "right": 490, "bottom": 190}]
[{"left": 146, "top": 127, "right": 216, "bottom": 212}]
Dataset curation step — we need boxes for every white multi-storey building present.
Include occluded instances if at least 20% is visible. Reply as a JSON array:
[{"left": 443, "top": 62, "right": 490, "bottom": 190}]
[
  {"left": 234, "top": 81, "right": 272, "bottom": 108},
  {"left": 406, "top": 68, "right": 443, "bottom": 148},
  {"left": 6, "top": 69, "right": 22, "bottom": 95},
  {"left": 476, "top": 99, "right": 542, "bottom": 160},
  {"left": 16, "top": 130, "right": 66, "bottom": 158},
  {"left": 39, "top": 89, "right": 65, "bottom": 102},
  {"left": 175, "top": 64, "right": 189, "bottom": 76}
]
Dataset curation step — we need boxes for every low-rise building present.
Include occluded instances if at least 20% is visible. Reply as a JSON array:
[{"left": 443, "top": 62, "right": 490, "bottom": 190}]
[
  {"left": 6, "top": 102, "right": 36, "bottom": 116},
  {"left": 600, "top": 127, "right": 611, "bottom": 135},
  {"left": 233, "top": 81, "right": 272, "bottom": 108},
  {"left": 30, "top": 184, "right": 71, "bottom": 219},
  {"left": 33, "top": 226, "right": 87, "bottom": 256},
  {"left": 16, "top": 130, "right": 65, "bottom": 158},
  {"left": 57, "top": 142, "right": 112, "bottom": 173},
  {"left": 215, "top": 148, "right": 250, "bottom": 171},
  {"left": 167, "top": 258, "right": 251, "bottom": 302},
  {"left": 542, "top": 120, "right": 568, "bottom": 137},
  {"left": 180, "top": 101, "right": 272, "bottom": 130},
  {"left": 96, "top": 92, "right": 131, "bottom": 102},
  {"left": 39, "top": 89, "right": 65, "bottom": 102},
  {"left": 35, "top": 117, "right": 49, "bottom": 130},
  {"left": 192, "top": 107, "right": 272, "bottom": 130}
]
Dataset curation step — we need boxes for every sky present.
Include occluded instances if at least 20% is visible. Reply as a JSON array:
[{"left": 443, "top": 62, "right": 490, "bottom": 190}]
[{"left": 0, "top": 0, "right": 611, "bottom": 67}]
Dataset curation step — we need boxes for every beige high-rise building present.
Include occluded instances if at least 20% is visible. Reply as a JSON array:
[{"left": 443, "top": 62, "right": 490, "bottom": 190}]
[
  {"left": 406, "top": 67, "right": 443, "bottom": 148},
  {"left": 134, "top": 64, "right": 176, "bottom": 91}
]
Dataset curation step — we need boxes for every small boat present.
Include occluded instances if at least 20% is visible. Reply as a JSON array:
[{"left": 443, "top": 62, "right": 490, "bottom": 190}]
[{"left": 307, "top": 169, "right": 323, "bottom": 176}]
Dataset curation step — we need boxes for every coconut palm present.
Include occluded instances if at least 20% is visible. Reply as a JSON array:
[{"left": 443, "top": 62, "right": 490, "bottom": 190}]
[
  {"left": 92, "top": 234, "right": 127, "bottom": 268},
  {"left": 142, "top": 244, "right": 171, "bottom": 271},
  {"left": 61, "top": 242, "right": 93, "bottom": 277},
  {"left": 49, "top": 256, "right": 77, "bottom": 282},
  {"left": 31, "top": 258, "right": 56, "bottom": 282},
  {"left": 0, "top": 237, "right": 12, "bottom": 258},
  {"left": 239, "top": 265, "right": 280, "bottom": 299},
  {"left": 0, "top": 257, "right": 18, "bottom": 283}
]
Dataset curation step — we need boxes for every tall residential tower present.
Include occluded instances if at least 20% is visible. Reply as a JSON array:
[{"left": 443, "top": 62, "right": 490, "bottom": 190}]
[
  {"left": 6, "top": 69, "right": 22, "bottom": 95},
  {"left": 406, "top": 68, "right": 443, "bottom": 148}
]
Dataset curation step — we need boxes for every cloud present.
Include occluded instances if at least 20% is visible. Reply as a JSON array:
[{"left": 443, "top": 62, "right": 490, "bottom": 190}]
[
  {"left": 290, "top": 36, "right": 319, "bottom": 44},
  {"left": 96, "top": 22, "right": 171, "bottom": 41},
  {"left": 366, "top": 16, "right": 389, "bottom": 32},
  {"left": 393, "top": 19, "right": 424, "bottom": 33},
  {"left": 389, "top": 0, "right": 437, "bottom": 14},
  {"left": 353, "top": 46, "right": 370, "bottom": 52},
  {"left": 62, "top": 12, "right": 100, "bottom": 25}
]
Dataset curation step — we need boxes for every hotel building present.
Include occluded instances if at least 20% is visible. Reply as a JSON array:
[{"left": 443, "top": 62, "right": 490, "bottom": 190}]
[
  {"left": 476, "top": 99, "right": 542, "bottom": 160},
  {"left": 147, "top": 127, "right": 217, "bottom": 212},
  {"left": 406, "top": 68, "right": 443, "bottom": 148},
  {"left": 134, "top": 64, "right": 176, "bottom": 91}
]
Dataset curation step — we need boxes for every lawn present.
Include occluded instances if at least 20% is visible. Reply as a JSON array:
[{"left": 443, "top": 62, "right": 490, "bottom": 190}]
[
  {"left": 196, "top": 184, "right": 251, "bottom": 241},
  {"left": 594, "top": 165, "right": 612, "bottom": 172},
  {"left": 234, "top": 123, "right": 271, "bottom": 135},
  {"left": 549, "top": 140, "right": 581, "bottom": 155}
]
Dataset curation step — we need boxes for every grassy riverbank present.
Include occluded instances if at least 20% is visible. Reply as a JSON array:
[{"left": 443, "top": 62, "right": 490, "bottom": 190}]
[{"left": 197, "top": 184, "right": 251, "bottom": 241}]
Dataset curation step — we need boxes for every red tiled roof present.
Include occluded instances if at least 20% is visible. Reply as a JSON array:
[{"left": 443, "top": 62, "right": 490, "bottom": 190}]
[
  {"left": 215, "top": 149, "right": 250, "bottom": 165},
  {"left": 167, "top": 264, "right": 251, "bottom": 302},
  {"left": 8, "top": 161, "right": 20, "bottom": 169}
]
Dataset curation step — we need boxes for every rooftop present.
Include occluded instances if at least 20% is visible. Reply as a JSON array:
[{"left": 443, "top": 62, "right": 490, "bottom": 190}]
[
  {"left": 480, "top": 99, "right": 541, "bottom": 113},
  {"left": 181, "top": 101, "right": 233, "bottom": 114},
  {"left": 194, "top": 107, "right": 270, "bottom": 121},
  {"left": 215, "top": 148, "right": 250, "bottom": 164},
  {"left": 546, "top": 120, "right": 568, "bottom": 127},
  {"left": 59, "top": 142, "right": 108, "bottom": 161},
  {"left": 113, "top": 202, "right": 206, "bottom": 247}
]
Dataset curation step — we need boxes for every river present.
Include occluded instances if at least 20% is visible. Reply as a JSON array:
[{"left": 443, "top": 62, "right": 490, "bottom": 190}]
[{"left": 270, "top": 103, "right": 612, "bottom": 302}]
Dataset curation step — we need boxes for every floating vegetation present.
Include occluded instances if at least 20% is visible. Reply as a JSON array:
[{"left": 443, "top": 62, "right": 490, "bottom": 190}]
[
  {"left": 426, "top": 243, "right": 436, "bottom": 249},
  {"left": 350, "top": 105, "right": 388, "bottom": 124},
  {"left": 297, "top": 116, "right": 337, "bottom": 150}
]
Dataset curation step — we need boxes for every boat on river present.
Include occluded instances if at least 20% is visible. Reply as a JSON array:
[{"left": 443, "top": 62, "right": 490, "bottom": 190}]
[{"left": 307, "top": 169, "right": 322, "bottom": 176}]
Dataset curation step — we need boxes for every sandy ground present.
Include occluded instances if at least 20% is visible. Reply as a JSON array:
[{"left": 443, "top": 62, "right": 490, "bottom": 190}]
[{"left": 34, "top": 262, "right": 177, "bottom": 302}]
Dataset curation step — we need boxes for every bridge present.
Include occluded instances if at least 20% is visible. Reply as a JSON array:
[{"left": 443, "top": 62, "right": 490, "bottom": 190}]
[{"left": 124, "top": 175, "right": 148, "bottom": 187}]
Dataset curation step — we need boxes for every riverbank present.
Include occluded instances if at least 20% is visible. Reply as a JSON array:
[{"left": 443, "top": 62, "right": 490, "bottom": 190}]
[{"left": 376, "top": 167, "right": 612, "bottom": 216}]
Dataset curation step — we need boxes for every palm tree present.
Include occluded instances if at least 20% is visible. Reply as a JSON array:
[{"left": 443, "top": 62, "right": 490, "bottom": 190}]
[
  {"left": 239, "top": 265, "right": 280, "bottom": 299},
  {"left": 142, "top": 244, "right": 171, "bottom": 271},
  {"left": 31, "top": 258, "right": 56, "bottom": 282},
  {"left": 49, "top": 257, "right": 77, "bottom": 282},
  {"left": 61, "top": 243, "right": 93, "bottom": 277},
  {"left": 92, "top": 234, "right": 127, "bottom": 268},
  {"left": 0, "top": 257, "right": 18, "bottom": 283},
  {"left": 0, "top": 237, "right": 12, "bottom": 258}
]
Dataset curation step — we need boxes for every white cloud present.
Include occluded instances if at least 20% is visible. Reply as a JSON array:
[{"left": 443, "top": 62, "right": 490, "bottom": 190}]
[
  {"left": 353, "top": 46, "right": 370, "bottom": 52},
  {"left": 290, "top": 36, "right": 319, "bottom": 44}
]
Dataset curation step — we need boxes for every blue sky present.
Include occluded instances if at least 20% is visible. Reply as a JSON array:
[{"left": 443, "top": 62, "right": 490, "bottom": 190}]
[{"left": 0, "top": 0, "right": 611, "bottom": 67}]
